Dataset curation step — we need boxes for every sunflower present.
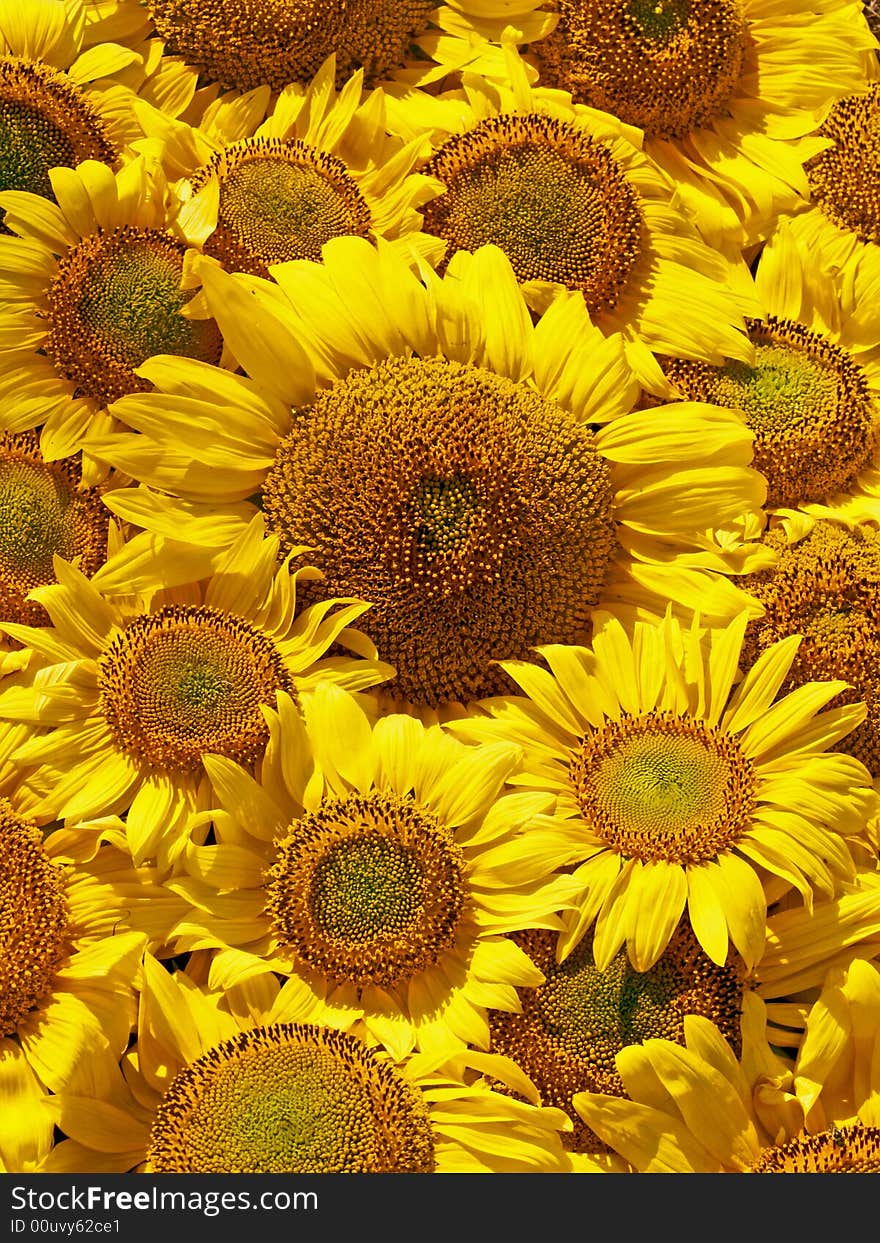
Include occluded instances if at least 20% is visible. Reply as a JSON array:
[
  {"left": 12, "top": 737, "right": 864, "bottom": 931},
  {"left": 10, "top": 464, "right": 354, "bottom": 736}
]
[
  {"left": 0, "top": 0, "right": 201, "bottom": 222},
  {"left": 0, "top": 797, "right": 181, "bottom": 1172},
  {"left": 38, "top": 954, "right": 572, "bottom": 1173},
  {"left": 386, "top": 53, "right": 757, "bottom": 376},
  {"left": 157, "top": 681, "right": 581, "bottom": 1061},
  {"left": 485, "top": 921, "right": 746, "bottom": 1161},
  {"left": 0, "top": 515, "right": 391, "bottom": 872},
  {"left": 88, "top": 238, "right": 769, "bottom": 712},
  {"left": 660, "top": 220, "right": 880, "bottom": 522},
  {"left": 449, "top": 610, "right": 876, "bottom": 973},
  {"left": 0, "top": 151, "right": 224, "bottom": 480},
  {"left": 790, "top": 79, "right": 880, "bottom": 272},
  {"left": 573, "top": 961, "right": 880, "bottom": 1172},
  {"left": 136, "top": 55, "right": 444, "bottom": 280},
  {"left": 526, "top": 0, "right": 878, "bottom": 251},
  {"left": 89, "top": 0, "right": 557, "bottom": 96}
]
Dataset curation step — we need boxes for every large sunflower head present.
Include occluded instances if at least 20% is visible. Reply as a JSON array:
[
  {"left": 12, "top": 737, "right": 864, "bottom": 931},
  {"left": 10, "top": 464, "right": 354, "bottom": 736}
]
[
  {"left": 0, "top": 516, "right": 392, "bottom": 871},
  {"left": 91, "top": 238, "right": 769, "bottom": 713},
  {"left": 0, "top": 154, "right": 224, "bottom": 468},
  {"left": 37, "top": 957, "right": 572, "bottom": 1173},
  {"left": 396, "top": 66, "right": 756, "bottom": 365},
  {"left": 449, "top": 610, "right": 877, "bottom": 973},
  {"left": 158, "top": 682, "right": 582, "bottom": 1059}
]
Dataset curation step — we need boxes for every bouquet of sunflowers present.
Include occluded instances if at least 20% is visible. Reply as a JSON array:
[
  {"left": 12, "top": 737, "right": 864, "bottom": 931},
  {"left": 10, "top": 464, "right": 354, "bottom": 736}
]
[{"left": 2, "top": 0, "right": 880, "bottom": 1177}]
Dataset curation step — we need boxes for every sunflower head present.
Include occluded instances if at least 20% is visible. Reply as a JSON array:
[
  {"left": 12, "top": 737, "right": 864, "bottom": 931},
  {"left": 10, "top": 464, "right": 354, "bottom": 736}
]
[
  {"left": 146, "top": 1022, "right": 436, "bottom": 1173},
  {"left": 533, "top": 0, "right": 747, "bottom": 140},
  {"left": 806, "top": 84, "right": 880, "bottom": 247}
]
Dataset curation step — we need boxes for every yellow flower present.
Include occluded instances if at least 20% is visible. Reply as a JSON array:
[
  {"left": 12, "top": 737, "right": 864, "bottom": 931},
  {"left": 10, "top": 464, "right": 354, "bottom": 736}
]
[
  {"left": 0, "top": 151, "right": 223, "bottom": 479},
  {"left": 661, "top": 220, "right": 880, "bottom": 524},
  {"left": 0, "top": 799, "right": 175, "bottom": 1172},
  {"left": 386, "top": 51, "right": 757, "bottom": 381},
  {"left": 38, "top": 955, "right": 572, "bottom": 1173},
  {"left": 528, "top": 0, "right": 878, "bottom": 250},
  {"left": 573, "top": 962, "right": 880, "bottom": 1172},
  {"left": 137, "top": 55, "right": 445, "bottom": 278},
  {"left": 162, "top": 681, "right": 580, "bottom": 1059},
  {"left": 450, "top": 611, "right": 876, "bottom": 972},
  {"left": 0, "top": 516, "right": 391, "bottom": 871},
  {"left": 89, "top": 238, "right": 768, "bottom": 711},
  {"left": 90, "top": 0, "right": 557, "bottom": 96}
]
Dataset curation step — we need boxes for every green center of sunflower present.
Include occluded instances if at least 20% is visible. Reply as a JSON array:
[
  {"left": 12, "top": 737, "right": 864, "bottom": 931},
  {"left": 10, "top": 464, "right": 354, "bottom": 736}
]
[
  {"left": 265, "top": 791, "right": 468, "bottom": 989},
  {"left": 193, "top": 139, "right": 372, "bottom": 278},
  {"left": 662, "top": 318, "right": 877, "bottom": 509},
  {"left": 45, "top": 226, "right": 223, "bottom": 406},
  {"left": 489, "top": 926, "right": 742, "bottom": 1153},
  {"left": 262, "top": 355, "right": 617, "bottom": 707},
  {"left": 751, "top": 1126, "right": 880, "bottom": 1173},
  {"left": 146, "top": 1023, "right": 436, "bottom": 1173},
  {"left": 422, "top": 114, "right": 643, "bottom": 315},
  {"left": 806, "top": 83, "right": 880, "bottom": 246},
  {"left": 628, "top": 0, "right": 689, "bottom": 40},
  {"left": 148, "top": 0, "right": 434, "bottom": 92},
  {"left": 0, "top": 799, "right": 71, "bottom": 1038},
  {"left": 741, "top": 521, "right": 880, "bottom": 775},
  {"left": 0, "top": 57, "right": 115, "bottom": 228},
  {"left": 0, "top": 432, "right": 109, "bottom": 625},
  {"left": 569, "top": 711, "right": 756, "bottom": 864},
  {"left": 533, "top": 0, "right": 746, "bottom": 140},
  {"left": 97, "top": 605, "right": 295, "bottom": 773}
]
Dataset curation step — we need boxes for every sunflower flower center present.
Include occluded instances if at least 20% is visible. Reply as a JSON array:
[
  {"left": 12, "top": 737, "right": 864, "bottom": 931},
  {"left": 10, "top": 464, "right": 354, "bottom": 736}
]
[
  {"left": 569, "top": 711, "right": 756, "bottom": 864},
  {"left": 751, "top": 1126, "right": 880, "bottom": 1173},
  {"left": 422, "top": 115, "right": 643, "bottom": 314},
  {"left": 45, "top": 226, "right": 223, "bottom": 407},
  {"left": 742, "top": 521, "right": 880, "bottom": 775},
  {"left": 265, "top": 791, "right": 468, "bottom": 989},
  {"left": 146, "top": 1023, "right": 436, "bottom": 1173},
  {"left": 490, "top": 926, "right": 741, "bottom": 1152},
  {"left": 97, "top": 605, "right": 295, "bottom": 772},
  {"left": 534, "top": 0, "right": 747, "bottom": 140},
  {"left": 806, "top": 84, "right": 880, "bottom": 246},
  {"left": 191, "top": 139, "right": 372, "bottom": 279},
  {"left": 262, "top": 355, "right": 617, "bottom": 707},
  {"left": 0, "top": 432, "right": 109, "bottom": 626},
  {"left": 0, "top": 799, "right": 71, "bottom": 1037},
  {"left": 148, "top": 0, "right": 435, "bottom": 91},
  {"left": 662, "top": 318, "right": 877, "bottom": 509},
  {"left": 0, "top": 57, "right": 115, "bottom": 229}
]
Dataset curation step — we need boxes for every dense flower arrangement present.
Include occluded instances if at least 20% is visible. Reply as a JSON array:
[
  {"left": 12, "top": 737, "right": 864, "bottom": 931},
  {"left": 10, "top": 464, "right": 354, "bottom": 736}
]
[{"left": 2, "top": 0, "right": 880, "bottom": 1176}]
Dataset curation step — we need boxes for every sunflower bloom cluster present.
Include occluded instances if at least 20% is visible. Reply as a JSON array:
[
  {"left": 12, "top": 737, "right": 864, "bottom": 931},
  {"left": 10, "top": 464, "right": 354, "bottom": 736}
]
[{"left": 2, "top": 0, "right": 880, "bottom": 1182}]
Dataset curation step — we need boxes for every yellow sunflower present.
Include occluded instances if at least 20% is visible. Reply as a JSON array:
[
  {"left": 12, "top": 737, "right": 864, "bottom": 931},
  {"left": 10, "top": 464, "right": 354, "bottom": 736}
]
[
  {"left": 660, "top": 220, "right": 880, "bottom": 523},
  {"left": 0, "top": 0, "right": 202, "bottom": 216},
  {"left": 0, "top": 515, "right": 391, "bottom": 872},
  {"left": 573, "top": 962, "right": 880, "bottom": 1172},
  {"left": 0, "top": 798, "right": 180, "bottom": 1172},
  {"left": 85, "top": 0, "right": 557, "bottom": 96},
  {"left": 135, "top": 54, "right": 444, "bottom": 279},
  {"left": 38, "top": 954, "right": 572, "bottom": 1172},
  {"left": 791, "top": 79, "right": 880, "bottom": 271},
  {"left": 0, "top": 150, "right": 224, "bottom": 479},
  {"left": 159, "top": 682, "right": 581, "bottom": 1060},
  {"left": 385, "top": 52, "right": 757, "bottom": 378},
  {"left": 527, "top": 0, "right": 878, "bottom": 251},
  {"left": 88, "top": 238, "right": 769, "bottom": 712},
  {"left": 449, "top": 610, "right": 876, "bottom": 973}
]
